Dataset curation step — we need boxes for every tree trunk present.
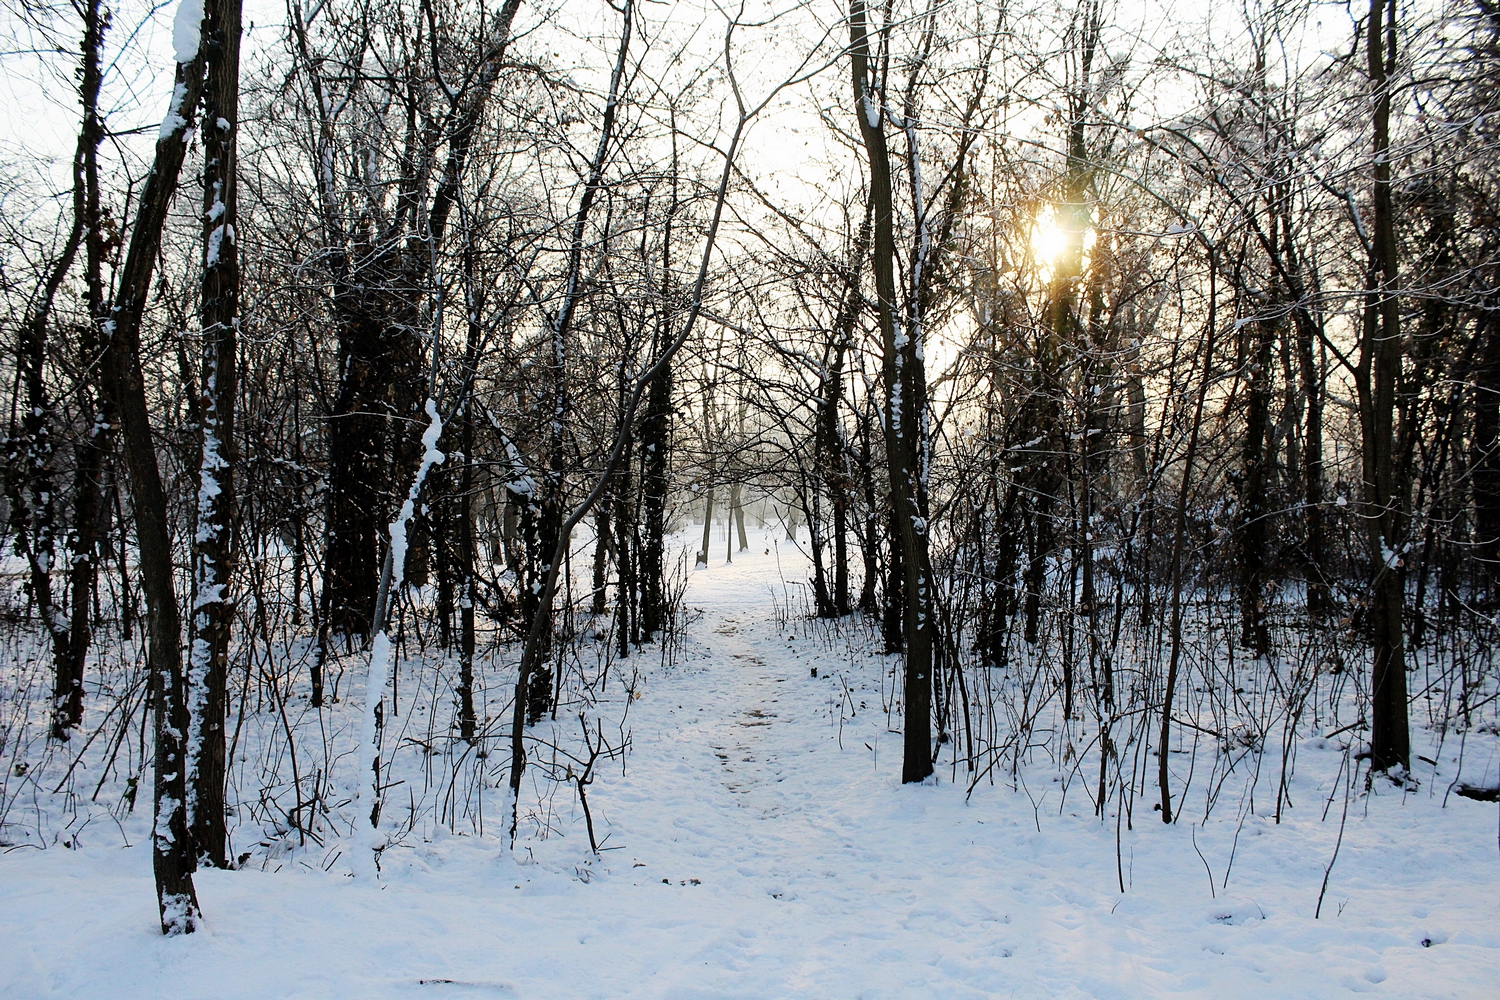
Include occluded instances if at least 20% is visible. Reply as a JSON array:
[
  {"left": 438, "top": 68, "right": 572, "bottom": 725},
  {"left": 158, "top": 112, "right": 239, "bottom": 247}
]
[
  {"left": 615, "top": 435, "right": 636, "bottom": 657},
  {"left": 325, "top": 298, "right": 397, "bottom": 638},
  {"left": 1238, "top": 316, "right": 1273, "bottom": 657},
  {"left": 63, "top": 0, "right": 110, "bottom": 740},
  {"left": 698, "top": 481, "right": 714, "bottom": 567},
  {"left": 850, "top": 0, "right": 932, "bottom": 783},
  {"left": 1294, "top": 307, "right": 1327, "bottom": 612},
  {"left": 858, "top": 396, "right": 880, "bottom": 613},
  {"left": 732, "top": 482, "right": 749, "bottom": 551},
  {"left": 186, "top": 0, "right": 242, "bottom": 870},
  {"left": 641, "top": 359, "right": 671, "bottom": 638},
  {"left": 592, "top": 503, "right": 611, "bottom": 614},
  {"left": 1361, "top": 0, "right": 1410, "bottom": 775},
  {"left": 101, "top": 9, "right": 216, "bottom": 932},
  {"left": 1473, "top": 311, "right": 1500, "bottom": 589}
]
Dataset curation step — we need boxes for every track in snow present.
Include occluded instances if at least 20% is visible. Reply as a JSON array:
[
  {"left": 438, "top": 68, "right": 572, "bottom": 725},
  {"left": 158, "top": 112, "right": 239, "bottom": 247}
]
[{"left": 2, "top": 527, "right": 1497, "bottom": 1000}]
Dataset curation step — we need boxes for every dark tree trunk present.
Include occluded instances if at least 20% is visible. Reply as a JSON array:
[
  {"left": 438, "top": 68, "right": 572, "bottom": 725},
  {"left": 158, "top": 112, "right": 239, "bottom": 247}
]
[
  {"left": 883, "top": 510, "right": 905, "bottom": 652},
  {"left": 1294, "top": 306, "right": 1327, "bottom": 612},
  {"left": 698, "top": 478, "right": 714, "bottom": 568},
  {"left": 850, "top": 0, "right": 932, "bottom": 783},
  {"left": 807, "top": 477, "right": 834, "bottom": 617},
  {"left": 817, "top": 207, "right": 868, "bottom": 617},
  {"left": 615, "top": 436, "right": 636, "bottom": 657},
  {"left": 592, "top": 502, "right": 611, "bottom": 615},
  {"left": 1160, "top": 251, "right": 1219, "bottom": 823},
  {"left": 456, "top": 280, "right": 481, "bottom": 743},
  {"left": 16, "top": 196, "right": 80, "bottom": 741},
  {"left": 857, "top": 396, "right": 880, "bottom": 613},
  {"left": 101, "top": 15, "right": 215, "bottom": 933},
  {"left": 640, "top": 126, "right": 680, "bottom": 642},
  {"left": 1238, "top": 316, "right": 1273, "bottom": 657},
  {"left": 63, "top": 0, "right": 110, "bottom": 738},
  {"left": 640, "top": 359, "right": 672, "bottom": 639},
  {"left": 186, "top": 0, "right": 242, "bottom": 870},
  {"left": 11, "top": 0, "right": 110, "bottom": 740},
  {"left": 732, "top": 482, "right": 749, "bottom": 552},
  {"left": 325, "top": 294, "right": 398, "bottom": 638},
  {"left": 1473, "top": 312, "right": 1500, "bottom": 587},
  {"left": 1360, "top": 0, "right": 1410, "bottom": 775}
]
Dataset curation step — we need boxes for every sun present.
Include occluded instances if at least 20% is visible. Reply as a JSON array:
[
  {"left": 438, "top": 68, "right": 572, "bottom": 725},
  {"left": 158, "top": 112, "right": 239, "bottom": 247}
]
[
  {"left": 1030, "top": 205, "right": 1069, "bottom": 264},
  {"left": 1029, "top": 204, "right": 1097, "bottom": 280}
]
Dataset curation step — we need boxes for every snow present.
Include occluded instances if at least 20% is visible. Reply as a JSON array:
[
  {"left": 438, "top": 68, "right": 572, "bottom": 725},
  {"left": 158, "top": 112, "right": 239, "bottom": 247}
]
[
  {"left": 172, "top": 0, "right": 204, "bottom": 64},
  {"left": 205, "top": 222, "right": 234, "bottom": 267},
  {"left": 2, "top": 531, "right": 1498, "bottom": 997},
  {"left": 355, "top": 400, "right": 446, "bottom": 877},
  {"left": 158, "top": 82, "right": 189, "bottom": 142}
]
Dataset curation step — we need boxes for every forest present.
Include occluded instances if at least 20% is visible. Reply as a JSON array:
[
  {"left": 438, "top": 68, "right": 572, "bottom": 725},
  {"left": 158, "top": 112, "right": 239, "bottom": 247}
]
[{"left": 1, "top": 0, "right": 1498, "bottom": 994}]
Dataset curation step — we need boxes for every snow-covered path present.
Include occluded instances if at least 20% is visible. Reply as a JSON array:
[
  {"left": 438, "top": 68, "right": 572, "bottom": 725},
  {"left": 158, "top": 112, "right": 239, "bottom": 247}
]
[{"left": 2, "top": 529, "right": 1498, "bottom": 998}]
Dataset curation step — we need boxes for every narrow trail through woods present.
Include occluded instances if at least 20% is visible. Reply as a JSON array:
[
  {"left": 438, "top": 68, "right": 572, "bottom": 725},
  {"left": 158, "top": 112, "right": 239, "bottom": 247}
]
[{"left": 1, "top": 529, "right": 1495, "bottom": 1000}]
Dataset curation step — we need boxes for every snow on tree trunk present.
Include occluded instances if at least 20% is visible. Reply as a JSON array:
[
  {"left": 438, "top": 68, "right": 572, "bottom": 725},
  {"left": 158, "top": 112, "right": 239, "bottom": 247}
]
[{"left": 354, "top": 400, "right": 444, "bottom": 877}]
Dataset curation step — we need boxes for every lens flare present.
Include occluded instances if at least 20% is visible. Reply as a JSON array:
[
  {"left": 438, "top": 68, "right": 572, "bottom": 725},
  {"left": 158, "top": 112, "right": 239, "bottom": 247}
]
[{"left": 1029, "top": 204, "right": 1096, "bottom": 281}]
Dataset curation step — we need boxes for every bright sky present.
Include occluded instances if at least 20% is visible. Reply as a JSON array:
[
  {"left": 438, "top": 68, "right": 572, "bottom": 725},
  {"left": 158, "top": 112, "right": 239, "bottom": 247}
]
[{"left": 0, "top": 0, "right": 1366, "bottom": 256}]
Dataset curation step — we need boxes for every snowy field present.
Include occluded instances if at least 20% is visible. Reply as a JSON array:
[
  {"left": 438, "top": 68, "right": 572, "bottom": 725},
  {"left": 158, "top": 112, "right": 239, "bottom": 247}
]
[{"left": 2, "top": 529, "right": 1498, "bottom": 999}]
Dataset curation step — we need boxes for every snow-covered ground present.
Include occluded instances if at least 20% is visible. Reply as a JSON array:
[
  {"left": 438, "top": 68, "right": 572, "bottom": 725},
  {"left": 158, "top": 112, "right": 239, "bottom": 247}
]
[{"left": 3, "top": 530, "right": 1498, "bottom": 998}]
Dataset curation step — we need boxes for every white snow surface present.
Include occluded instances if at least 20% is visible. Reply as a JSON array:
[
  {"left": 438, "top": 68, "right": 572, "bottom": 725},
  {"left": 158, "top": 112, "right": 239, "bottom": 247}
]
[
  {"left": 172, "top": 0, "right": 204, "bottom": 64},
  {"left": 3, "top": 532, "right": 1498, "bottom": 998},
  {"left": 158, "top": 81, "right": 190, "bottom": 141}
]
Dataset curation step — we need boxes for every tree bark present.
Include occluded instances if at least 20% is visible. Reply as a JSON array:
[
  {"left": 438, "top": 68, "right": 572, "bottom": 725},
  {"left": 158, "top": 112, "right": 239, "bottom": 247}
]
[
  {"left": 62, "top": 0, "right": 111, "bottom": 741},
  {"left": 102, "top": 6, "right": 216, "bottom": 932},
  {"left": 850, "top": 0, "right": 933, "bottom": 783},
  {"left": 1238, "top": 314, "right": 1273, "bottom": 657},
  {"left": 1360, "top": 0, "right": 1410, "bottom": 775},
  {"left": 186, "top": 0, "right": 242, "bottom": 871}
]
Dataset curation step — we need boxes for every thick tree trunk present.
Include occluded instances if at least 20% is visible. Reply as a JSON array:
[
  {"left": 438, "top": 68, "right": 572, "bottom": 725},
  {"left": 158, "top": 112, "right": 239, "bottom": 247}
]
[
  {"left": 325, "top": 296, "right": 397, "bottom": 638},
  {"left": 1361, "top": 0, "right": 1410, "bottom": 775},
  {"left": 640, "top": 126, "right": 680, "bottom": 641}
]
